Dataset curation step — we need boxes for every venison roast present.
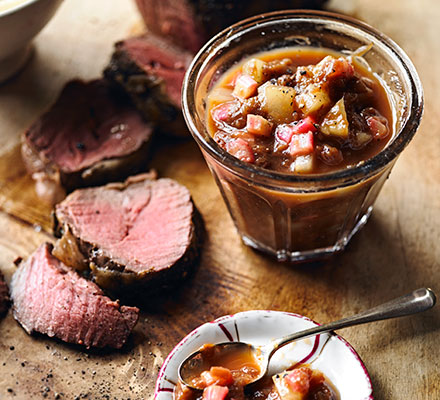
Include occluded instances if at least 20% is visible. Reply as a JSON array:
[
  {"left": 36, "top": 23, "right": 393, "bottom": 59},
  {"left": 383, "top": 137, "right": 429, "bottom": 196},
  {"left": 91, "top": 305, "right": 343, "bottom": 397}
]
[
  {"left": 104, "top": 34, "right": 192, "bottom": 137},
  {"left": 22, "top": 79, "right": 154, "bottom": 204},
  {"left": 10, "top": 243, "right": 139, "bottom": 349},
  {"left": 53, "top": 173, "right": 202, "bottom": 296},
  {"left": 134, "top": 0, "right": 329, "bottom": 53}
]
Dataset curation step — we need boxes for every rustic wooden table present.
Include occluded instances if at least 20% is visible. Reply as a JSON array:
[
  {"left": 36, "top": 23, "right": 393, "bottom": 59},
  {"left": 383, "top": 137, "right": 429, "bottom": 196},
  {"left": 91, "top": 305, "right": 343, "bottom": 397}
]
[{"left": 0, "top": 0, "right": 439, "bottom": 399}]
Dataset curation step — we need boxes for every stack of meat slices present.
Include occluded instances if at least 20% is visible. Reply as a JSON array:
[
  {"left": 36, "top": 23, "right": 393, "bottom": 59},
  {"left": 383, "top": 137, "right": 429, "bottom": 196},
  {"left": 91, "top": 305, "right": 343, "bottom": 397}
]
[
  {"left": 17, "top": 3, "right": 211, "bottom": 348},
  {"left": 10, "top": 173, "right": 202, "bottom": 348},
  {"left": 17, "top": 70, "right": 203, "bottom": 348}
]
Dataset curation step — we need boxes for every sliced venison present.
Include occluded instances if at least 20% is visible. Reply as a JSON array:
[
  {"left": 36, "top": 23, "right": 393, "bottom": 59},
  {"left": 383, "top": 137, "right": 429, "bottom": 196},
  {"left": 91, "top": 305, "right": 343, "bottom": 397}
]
[
  {"left": 134, "top": 0, "right": 205, "bottom": 54},
  {"left": 134, "top": 0, "right": 329, "bottom": 53},
  {"left": 10, "top": 243, "right": 139, "bottom": 349},
  {"left": 53, "top": 173, "right": 202, "bottom": 296},
  {"left": 22, "top": 79, "right": 154, "bottom": 204},
  {"left": 104, "top": 34, "right": 192, "bottom": 137},
  {"left": 0, "top": 271, "right": 10, "bottom": 317}
]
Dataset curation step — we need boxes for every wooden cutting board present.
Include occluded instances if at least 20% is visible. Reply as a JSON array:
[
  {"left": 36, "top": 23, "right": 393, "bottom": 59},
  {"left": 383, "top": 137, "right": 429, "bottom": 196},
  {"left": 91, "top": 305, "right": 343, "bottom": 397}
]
[{"left": 0, "top": 1, "right": 439, "bottom": 399}]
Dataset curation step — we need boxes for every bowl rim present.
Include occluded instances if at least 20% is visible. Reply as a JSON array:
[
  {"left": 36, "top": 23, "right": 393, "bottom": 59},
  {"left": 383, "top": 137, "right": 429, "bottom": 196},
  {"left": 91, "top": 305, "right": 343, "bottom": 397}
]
[
  {"left": 0, "top": 0, "right": 44, "bottom": 18},
  {"left": 182, "top": 10, "right": 424, "bottom": 188},
  {"left": 154, "top": 310, "right": 374, "bottom": 400}
]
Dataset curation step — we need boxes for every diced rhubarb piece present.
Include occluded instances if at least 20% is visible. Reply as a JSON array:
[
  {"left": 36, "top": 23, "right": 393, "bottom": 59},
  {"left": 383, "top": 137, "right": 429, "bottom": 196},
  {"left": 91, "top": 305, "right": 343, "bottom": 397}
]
[
  {"left": 201, "top": 367, "right": 234, "bottom": 387},
  {"left": 294, "top": 116, "right": 317, "bottom": 134},
  {"left": 202, "top": 385, "right": 229, "bottom": 400},
  {"left": 228, "top": 70, "right": 242, "bottom": 87},
  {"left": 226, "top": 138, "right": 255, "bottom": 163},
  {"left": 328, "top": 57, "right": 354, "bottom": 79},
  {"left": 275, "top": 117, "right": 317, "bottom": 144},
  {"left": 285, "top": 367, "right": 313, "bottom": 395},
  {"left": 273, "top": 369, "right": 311, "bottom": 400},
  {"left": 276, "top": 124, "right": 297, "bottom": 144},
  {"left": 212, "top": 102, "right": 235, "bottom": 123},
  {"left": 317, "top": 56, "right": 354, "bottom": 80},
  {"left": 246, "top": 114, "right": 273, "bottom": 136},
  {"left": 233, "top": 74, "right": 258, "bottom": 99},
  {"left": 366, "top": 115, "right": 389, "bottom": 139},
  {"left": 288, "top": 132, "right": 314, "bottom": 158}
]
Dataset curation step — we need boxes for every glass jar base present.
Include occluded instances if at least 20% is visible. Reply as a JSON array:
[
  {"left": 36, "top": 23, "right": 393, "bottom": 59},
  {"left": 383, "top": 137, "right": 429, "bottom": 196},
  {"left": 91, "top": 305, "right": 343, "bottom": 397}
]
[{"left": 241, "top": 206, "right": 374, "bottom": 263}]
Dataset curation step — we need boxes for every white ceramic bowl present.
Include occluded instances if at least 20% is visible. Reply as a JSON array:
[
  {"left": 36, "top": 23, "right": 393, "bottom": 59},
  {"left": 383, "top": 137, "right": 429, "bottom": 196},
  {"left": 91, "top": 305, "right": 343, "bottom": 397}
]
[
  {"left": 0, "top": 0, "right": 63, "bottom": 82},
  {"left": 155, "top": 310, "right": 373, "bottom": 400}
]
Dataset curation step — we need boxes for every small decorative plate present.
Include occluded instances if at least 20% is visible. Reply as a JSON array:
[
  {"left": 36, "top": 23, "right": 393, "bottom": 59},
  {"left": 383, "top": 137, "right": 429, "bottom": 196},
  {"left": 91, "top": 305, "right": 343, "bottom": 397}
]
[{"left": 154, "top": 310, "right": 373, "bottom": 399}]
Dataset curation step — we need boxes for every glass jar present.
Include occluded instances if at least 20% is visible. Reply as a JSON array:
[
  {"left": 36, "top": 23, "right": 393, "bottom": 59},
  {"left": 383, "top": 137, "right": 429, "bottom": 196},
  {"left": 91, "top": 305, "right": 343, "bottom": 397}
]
[{"left": 182, "top": 10, "right": 423, "bottom": 262}]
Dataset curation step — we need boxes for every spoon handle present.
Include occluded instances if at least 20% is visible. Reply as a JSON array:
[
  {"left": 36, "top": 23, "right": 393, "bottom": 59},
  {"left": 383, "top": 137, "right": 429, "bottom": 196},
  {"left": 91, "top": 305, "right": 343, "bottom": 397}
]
[{"left": 268, "top": 288, "right": 436, "bottom": 358}]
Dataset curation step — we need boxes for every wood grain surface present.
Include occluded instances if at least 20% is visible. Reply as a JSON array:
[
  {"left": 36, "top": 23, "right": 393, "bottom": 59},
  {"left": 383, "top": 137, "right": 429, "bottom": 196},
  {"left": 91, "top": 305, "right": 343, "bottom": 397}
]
[{"left": 0, "top": 0, "right": 439, "bottom": 399}]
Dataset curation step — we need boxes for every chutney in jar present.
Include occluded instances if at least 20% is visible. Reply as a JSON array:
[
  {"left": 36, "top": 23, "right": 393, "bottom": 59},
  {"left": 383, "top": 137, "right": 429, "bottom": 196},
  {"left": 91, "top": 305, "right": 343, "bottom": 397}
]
[{"left": 207, "top": 48, "right": 393, "bottom": 175}]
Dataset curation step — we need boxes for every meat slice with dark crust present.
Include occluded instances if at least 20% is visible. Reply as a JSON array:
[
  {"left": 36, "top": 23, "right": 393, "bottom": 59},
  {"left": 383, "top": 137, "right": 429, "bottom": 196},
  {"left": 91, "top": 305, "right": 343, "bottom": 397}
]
[
  {"left": 0, "top": 271, "right": 10, "bottom": 317},
  {"left": 104, "top": 34, "right": 192, "bottom": 137},
  {"left": 134, "top": 0, "right": 329, "bottom": 53},
  {"left": 22, "top": 79, "right": 154, "bottom": 204},
  {"left": 10, "top": 243, "right": 139, "bottom": 349},
  {"left": 53, "top": 173, "right": 202, "bottom": 296}
]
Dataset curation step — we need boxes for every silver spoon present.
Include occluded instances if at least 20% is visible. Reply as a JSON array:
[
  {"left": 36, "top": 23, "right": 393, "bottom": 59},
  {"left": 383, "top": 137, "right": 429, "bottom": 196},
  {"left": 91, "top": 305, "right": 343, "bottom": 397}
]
[{"left": 179, "top": 288, "right": 436, "bottom": 390}]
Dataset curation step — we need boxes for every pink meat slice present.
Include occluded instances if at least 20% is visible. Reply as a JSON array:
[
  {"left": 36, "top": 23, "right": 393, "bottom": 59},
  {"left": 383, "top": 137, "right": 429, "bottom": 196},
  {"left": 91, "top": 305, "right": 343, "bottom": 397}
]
[
  {"left": 121, "top": 35, "right": 192, "bottom": 107},
  {"left": 55, "top": 176, "right": 194, "bottom": 274},
  {"left": 10, "top": 243, "right": 139, "bottom": 349},
  {"left": 24, "top": 79, "right": 153, "bottom": 173},
  {"left": 134, "top": 0, "right": 329, "bottom": 55},
  {"left": 135, "top": 0, "right": 204, "bottom": 54}
]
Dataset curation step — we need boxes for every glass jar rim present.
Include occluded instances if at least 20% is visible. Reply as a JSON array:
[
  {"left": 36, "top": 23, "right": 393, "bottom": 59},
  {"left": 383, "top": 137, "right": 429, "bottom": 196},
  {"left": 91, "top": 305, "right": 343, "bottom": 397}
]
[{"left": 182, "top": 10, "right": 424, "bottom": 187}]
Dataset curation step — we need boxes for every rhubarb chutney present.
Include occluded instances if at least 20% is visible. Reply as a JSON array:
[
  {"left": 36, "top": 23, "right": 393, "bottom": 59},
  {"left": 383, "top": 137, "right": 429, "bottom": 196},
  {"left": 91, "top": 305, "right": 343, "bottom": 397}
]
[
  {"left": 206, "top": 47, "right": 393, "bottom": 174},
  {"left": 174, "top": 342, "right": 338, "bottom": 400}
]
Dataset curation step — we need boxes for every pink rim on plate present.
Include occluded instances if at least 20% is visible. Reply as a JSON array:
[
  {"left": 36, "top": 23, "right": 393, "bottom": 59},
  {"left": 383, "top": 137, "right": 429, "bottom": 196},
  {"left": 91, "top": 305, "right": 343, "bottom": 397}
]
[{"left": 155, "top": 310, "right": 374, "bottom": 400}]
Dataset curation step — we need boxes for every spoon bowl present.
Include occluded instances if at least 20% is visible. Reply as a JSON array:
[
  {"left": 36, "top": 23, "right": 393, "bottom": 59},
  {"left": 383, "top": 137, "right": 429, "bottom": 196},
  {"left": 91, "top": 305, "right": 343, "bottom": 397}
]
[
  {"left": 178, "top": 288, "right": 436, "bottom": 390},
  {"left": 179, "top": 342, "right": 263, "bottom": 389}
]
